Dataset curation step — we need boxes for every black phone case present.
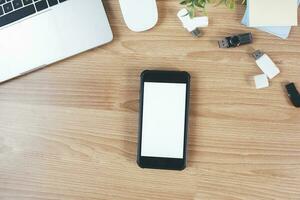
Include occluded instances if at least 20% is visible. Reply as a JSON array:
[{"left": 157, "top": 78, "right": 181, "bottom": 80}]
[{"left": 137, "top": 70, "right": 191, "bottom": 170}]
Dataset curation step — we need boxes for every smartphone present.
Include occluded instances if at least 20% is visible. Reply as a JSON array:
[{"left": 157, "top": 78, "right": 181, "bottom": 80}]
[{"left": 137, "top": 70, "right": 190, "bottom": 170}]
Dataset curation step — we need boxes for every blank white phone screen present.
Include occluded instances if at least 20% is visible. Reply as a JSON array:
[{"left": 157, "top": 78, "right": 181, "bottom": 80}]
[{"left": 141, "top": 82, "right": 187, "bottom": 159}]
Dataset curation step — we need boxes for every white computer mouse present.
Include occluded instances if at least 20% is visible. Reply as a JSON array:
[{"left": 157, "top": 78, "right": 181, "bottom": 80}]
[{"left": 119, "top": 0, "right": 158, "bottom": 32}]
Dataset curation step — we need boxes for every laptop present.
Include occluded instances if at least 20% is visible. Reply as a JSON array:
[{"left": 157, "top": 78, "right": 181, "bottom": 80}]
[{"left": 0, "top": 0, "right": 113, "bottom": 83}]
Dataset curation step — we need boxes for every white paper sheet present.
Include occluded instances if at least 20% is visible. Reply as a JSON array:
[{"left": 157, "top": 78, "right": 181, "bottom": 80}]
[{"left": 249, "top": 0, "right": 298, "bottom": 27}]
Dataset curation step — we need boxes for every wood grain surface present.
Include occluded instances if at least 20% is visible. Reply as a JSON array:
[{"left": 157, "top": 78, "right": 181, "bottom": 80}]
[{"left": 1, "top": 1, "right": 300, "bottom": 199}]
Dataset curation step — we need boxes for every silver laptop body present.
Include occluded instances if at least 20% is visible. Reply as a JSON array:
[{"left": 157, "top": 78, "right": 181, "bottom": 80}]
[{"left": 0, "top": 0, "right": 113, "bottom": 83}]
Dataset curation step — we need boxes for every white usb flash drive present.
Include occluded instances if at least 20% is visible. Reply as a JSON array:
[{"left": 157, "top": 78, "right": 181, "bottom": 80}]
[
  {"left": 177, "top": 8, "right": 208, "bottom": 37},
  {"left": 252, "top": 50, "right": 280, "bottom": 79}
]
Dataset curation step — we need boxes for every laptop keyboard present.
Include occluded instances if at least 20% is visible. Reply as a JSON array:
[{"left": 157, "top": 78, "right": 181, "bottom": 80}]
[{"left": 0, "top": 0, "right": 67, "bottom": 28}]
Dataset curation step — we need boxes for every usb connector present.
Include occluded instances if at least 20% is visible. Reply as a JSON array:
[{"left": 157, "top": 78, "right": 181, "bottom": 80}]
[
  {"left": 218, "top": 39, "right": 229, "bottom": 48},
  {"left": 252, "top": 50, "right": 264, "bottom": 60},
  {"left": 191, "top": 28, "right": 201, "bottom": 37}
]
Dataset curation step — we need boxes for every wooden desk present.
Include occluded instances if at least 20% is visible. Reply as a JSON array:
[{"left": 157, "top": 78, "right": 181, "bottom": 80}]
[{"left": 1, "top": 1, "right": 300, "bottom": 199}]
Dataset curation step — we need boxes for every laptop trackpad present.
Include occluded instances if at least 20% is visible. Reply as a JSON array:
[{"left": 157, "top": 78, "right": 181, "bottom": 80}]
[
  {"left": 0, "top": 10, "right": 63, "bottom": 80},
  {"left": 50, "top": 0, "right": 113, "bottom": 58}
]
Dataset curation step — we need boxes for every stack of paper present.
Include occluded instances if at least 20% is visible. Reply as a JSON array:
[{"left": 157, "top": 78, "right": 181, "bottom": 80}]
[{"left": 242, "top": 0, "right": 300, "bottom": 39}]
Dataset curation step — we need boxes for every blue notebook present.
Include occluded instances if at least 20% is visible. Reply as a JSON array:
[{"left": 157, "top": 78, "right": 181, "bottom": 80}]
[{"left": 241, "top": 0, "right": 300, "bottom": 39}]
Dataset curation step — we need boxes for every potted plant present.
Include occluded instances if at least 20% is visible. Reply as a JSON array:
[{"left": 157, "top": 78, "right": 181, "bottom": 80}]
[{"left": 180, "top": 0, "right": 246, "bottom": 17}]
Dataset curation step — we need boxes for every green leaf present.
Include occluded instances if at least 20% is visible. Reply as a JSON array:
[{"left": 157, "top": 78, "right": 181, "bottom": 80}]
[{"left": 179, "top": 0, "right": 246, "bottom": 17}]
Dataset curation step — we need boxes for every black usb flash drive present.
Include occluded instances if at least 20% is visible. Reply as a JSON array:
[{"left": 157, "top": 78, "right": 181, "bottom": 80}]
[
  {"left": 286, "top": 83, "right": 300, "bottom": 108},
  {"left": 218, "top": 33, "right": 253, "bottom": 48}
]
